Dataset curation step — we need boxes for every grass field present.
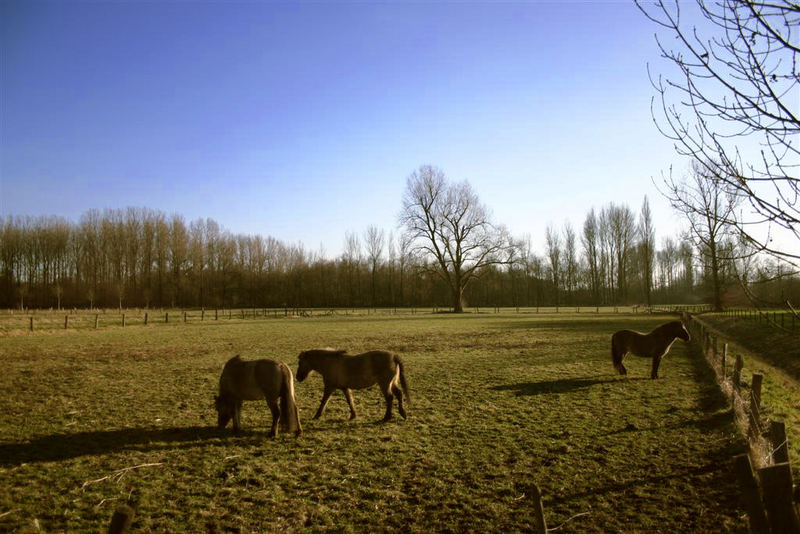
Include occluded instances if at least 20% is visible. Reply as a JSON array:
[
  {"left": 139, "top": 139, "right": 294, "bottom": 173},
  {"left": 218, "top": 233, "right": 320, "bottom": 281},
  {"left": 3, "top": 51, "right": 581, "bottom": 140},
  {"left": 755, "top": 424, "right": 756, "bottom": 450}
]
[{"left": 0, "top": 313, "right": 749, "bottom": 532}]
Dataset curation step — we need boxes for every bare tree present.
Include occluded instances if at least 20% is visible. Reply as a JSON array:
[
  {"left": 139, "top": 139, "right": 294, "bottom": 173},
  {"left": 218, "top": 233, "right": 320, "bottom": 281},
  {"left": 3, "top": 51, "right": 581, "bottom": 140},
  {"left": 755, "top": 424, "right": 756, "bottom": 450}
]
[
  {"left": 639, "top": 196, "right": 656, "bottom": 306},
  {"left": 364, "top": 225, "right": 385, "bottom": 307},
  {"left": 545, "top": 224, "right": 562, "bottom": 306},
  {"left": 399, "top": 165, "right": 510, "bottom": 312},
  {"left": 637, "top": 0, "right": 800, "bottom": 262},
  {"left": 663, "top": 161, "right": 740, "bottom": 310},
  {"left": 563, "top": 222, "right": 578, "bottom": 304},
  {"left": 343, "top": 231, "right": 362, "bottom": 307},
  {"left": 581, "top": 208, "right": 602, "bottom": 305}
]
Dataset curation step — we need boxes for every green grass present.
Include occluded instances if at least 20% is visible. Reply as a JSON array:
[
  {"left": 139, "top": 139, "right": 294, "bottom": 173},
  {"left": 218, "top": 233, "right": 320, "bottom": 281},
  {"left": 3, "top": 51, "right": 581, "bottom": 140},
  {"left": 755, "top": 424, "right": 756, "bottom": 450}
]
[{"left": 0, "top": 313, "right": 747, "bottom": 532}]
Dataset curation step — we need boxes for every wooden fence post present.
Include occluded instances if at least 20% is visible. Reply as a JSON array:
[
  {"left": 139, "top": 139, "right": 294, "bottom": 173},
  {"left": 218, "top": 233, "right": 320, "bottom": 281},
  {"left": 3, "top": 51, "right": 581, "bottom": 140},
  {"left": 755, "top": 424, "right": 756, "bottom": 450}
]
[
  {"left": 733, "top": 454, "right": 770, "bottom": 534},
  {"left": 29, "top": 317, "right": 33, "bottom": 332},
  {"left": 733, "top": 354, "right": 744, "bottom": 390},
  {"left": 64, "top": 315, "right": 69, "bottom": 329},
  {"left": 122, "top": 314, "right": 125, "bottom": 327},
  {"left": 108, "top": 504, "right": 135, "bottom": 534},
  {"left": 721, "top": 343, "right": 727, "bottom": 380},
  {"left": 758, "top": 463, "right": 800, "bottom": 533},
  {"left": 165, "top": 312, "right": 169, "bottom": 324},
  {"left": 144, "top": 312, "right": 148, "bottom": 326},
  {"left": 768, "top": 421, "right": 789, "bottom": 464},
  {"left": 751, "top": 374, "right": 763, "bottom": 408},
  {"left": 531, "top": 483, "right": 548, "bottom": 534},
  {"left": 184, "top": 311, "right": 187, "bottom": 323}
]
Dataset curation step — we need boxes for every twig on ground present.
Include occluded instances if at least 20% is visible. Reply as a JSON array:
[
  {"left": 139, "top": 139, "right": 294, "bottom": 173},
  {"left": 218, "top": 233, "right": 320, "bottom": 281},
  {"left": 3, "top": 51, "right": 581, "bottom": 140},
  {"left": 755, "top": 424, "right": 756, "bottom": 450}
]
[
  {"left": 547, "top": 511, "right": 590, "bottom": 532},
  {"left": 81, "top": 463, "right": 164, "bottom": 491}
]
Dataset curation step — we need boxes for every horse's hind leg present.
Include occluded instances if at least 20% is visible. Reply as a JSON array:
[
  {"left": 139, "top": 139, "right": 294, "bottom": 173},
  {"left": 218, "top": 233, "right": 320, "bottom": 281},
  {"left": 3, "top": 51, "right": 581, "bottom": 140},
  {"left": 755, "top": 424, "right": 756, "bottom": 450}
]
[
  {"left": 612, "top": 337, "right": 628, "bottom": 376},
  {"left": 392, "top": 384, "right": 407, "bottom": 419},
  {"left": 342, "top": 388, "right": 357, "bottom": 420},
  {"left": 380, "top": 386, "right": 394, "bottom": 423},
  {"left": 266, "top": 399, "right": 280, "bottom": 438}
]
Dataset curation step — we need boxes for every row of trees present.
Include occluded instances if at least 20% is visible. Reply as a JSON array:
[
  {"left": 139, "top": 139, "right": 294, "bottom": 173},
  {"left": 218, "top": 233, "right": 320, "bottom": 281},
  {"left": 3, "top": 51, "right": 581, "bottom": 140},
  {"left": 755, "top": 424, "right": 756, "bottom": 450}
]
[{"left": 2, "top": 190, "right": 784, "bottom": 310}]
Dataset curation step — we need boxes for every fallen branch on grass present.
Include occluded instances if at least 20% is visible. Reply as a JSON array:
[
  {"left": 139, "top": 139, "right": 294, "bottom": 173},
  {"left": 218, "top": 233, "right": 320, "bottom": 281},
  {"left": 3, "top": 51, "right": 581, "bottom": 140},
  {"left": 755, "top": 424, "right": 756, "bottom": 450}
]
[
  {"left": 81, "top": 462, "right": 164, "bottom": 491},
  {"left": 548, "top": 511, "right": 590, "bottom": 532}
]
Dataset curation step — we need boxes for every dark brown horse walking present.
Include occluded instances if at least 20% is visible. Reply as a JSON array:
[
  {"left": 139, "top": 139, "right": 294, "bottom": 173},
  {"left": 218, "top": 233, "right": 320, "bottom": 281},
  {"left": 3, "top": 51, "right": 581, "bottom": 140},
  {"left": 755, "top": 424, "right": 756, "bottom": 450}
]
[
  {"left": 611, "top": 321, "right": 691, "bottom": 379},
  {"left": 296, "top": 349, "right": 409, "bottom": 422},
  {"left": 215, "top": 355, "right": 302, "bottom": 437}
]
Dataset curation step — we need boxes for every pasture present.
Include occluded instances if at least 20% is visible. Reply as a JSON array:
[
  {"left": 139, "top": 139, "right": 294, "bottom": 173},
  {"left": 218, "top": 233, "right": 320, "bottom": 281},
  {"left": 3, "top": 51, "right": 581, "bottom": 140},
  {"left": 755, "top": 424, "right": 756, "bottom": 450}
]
[{"left": 0, "top": 313, "right": 748, "bottom": 532}]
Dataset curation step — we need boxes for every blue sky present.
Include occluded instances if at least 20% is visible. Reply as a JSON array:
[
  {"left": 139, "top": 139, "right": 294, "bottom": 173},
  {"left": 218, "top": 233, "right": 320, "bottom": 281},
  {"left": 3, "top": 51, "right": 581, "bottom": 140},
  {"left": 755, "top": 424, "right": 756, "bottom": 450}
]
[{"left": 1, "top": 1, "right": 692, "bottom": 257}]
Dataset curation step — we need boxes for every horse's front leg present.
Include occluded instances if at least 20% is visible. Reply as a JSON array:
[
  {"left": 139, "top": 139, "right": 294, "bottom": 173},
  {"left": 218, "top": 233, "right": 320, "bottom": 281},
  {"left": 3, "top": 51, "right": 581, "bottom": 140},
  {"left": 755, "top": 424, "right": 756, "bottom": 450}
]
[
  {"left": 267, "top": 399, "right": 280, "bottom": 438},
  {"left": 313, "top": 386, "right": 335, "bottom": 419},
  {"left": 651, "top": 354, "right": 663, "bottom": 379},
  {"left": 343, "top": 388, "right": 357, "bottom": 420},
  {"left": 232, "top": 400, "right": 243, "bottom": 434}
]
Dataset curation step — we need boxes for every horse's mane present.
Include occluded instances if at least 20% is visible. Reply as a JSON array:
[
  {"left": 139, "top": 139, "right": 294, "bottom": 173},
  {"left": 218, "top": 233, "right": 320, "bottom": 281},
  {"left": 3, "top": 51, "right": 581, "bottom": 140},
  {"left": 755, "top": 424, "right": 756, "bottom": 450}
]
[
  {"left": 314, "top": 348, "right": 348, "bottom": 357},
  {"left": 653, "top": 321, "right": 686, "bottom": 336}
]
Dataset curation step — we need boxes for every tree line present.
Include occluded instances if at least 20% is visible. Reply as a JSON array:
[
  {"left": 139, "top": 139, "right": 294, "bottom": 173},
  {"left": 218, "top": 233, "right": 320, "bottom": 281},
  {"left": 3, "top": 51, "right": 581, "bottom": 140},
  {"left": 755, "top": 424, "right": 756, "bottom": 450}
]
[{"left": 3, "top": 197, "right": 792, "bottom": 311}]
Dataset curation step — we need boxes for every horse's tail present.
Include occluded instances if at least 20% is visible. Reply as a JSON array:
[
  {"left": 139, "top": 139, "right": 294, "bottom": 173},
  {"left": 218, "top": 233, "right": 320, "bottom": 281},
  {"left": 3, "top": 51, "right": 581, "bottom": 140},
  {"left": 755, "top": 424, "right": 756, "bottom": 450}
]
[
  {"left": 611, "top": 332, "right": 627, "bottom": 375},
  {"left": 279, "top": 363, "right": 302, "bottom": 436},
  {"left": 394, "top": 354, "right": 410, "bottom": 406}
]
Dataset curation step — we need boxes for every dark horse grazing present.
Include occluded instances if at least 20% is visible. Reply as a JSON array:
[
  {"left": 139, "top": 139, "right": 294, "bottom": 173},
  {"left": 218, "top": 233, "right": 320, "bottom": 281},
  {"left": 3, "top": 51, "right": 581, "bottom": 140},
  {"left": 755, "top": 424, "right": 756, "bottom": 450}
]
[
  {"left": 611, "top": 321, "right": 691, "bottom": 379},
  {"left": 215, "top": 355, "right": 302, "bottom": 437},
  {"left": 296, "top": 349, "right": 409, "bottom": 422}
]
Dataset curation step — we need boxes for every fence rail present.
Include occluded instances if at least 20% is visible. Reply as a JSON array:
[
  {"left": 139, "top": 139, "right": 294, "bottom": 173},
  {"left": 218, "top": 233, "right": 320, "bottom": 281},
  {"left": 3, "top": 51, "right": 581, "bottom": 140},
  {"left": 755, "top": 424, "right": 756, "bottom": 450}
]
[{"left": 685, "top": 312, "right": 800, "bottom": 533}]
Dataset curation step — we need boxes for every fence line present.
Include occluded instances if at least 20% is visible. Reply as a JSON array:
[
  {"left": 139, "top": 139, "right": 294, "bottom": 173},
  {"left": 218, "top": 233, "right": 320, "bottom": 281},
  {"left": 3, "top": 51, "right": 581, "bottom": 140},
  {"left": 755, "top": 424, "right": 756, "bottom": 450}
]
[
  {"left": 721, "top": 307, "right": 799, "bottom": 333},
  {"left": 4, "top": 305, "right": 701, "bottom": 334},
  {"left": 684, "top": 312, "right": 800, "bottom": 533}
]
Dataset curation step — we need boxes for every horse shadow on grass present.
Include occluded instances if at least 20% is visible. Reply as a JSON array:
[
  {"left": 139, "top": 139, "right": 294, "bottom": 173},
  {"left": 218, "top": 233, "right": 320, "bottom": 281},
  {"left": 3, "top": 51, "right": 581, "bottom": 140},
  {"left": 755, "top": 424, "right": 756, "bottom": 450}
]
[
  {"left": 491, "top": 376, "right": 647, "bottom": 396},
  {"left": 0, "top": 426, "right": 276, "bottom": 467}
]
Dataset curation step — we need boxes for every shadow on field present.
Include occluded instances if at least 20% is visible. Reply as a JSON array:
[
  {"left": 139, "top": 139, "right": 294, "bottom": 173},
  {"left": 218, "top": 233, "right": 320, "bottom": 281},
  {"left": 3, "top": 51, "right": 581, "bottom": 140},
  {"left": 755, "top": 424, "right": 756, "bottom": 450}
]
[
  {"left": 491, "top": 376, "right": 646, "bottom": 396},
  {"left": 0, "top": 426, "right": 271, "bottom": 466},
  {"left": 600, "top": 409, "right": 736, "bottom": 436}
]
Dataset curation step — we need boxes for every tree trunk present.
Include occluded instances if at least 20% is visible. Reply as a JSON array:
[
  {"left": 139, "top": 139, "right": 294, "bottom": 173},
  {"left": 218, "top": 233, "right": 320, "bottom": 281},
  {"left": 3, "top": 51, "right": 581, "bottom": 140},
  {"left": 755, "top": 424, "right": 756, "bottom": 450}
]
[{"left": 452, "top": 283, "right": 464, "bottom": 313}]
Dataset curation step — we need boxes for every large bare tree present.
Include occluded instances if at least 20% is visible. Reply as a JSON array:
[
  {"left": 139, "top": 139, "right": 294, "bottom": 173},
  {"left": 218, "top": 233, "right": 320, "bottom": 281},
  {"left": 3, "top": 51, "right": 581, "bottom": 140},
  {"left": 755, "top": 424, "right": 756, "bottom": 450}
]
[
  {"left": 663, "top": 161, "right": 740, "bottom": 311},
  {"left": 637, "top": 0, "right": 800, "bottom": 262},
  {"left": 399, "top": 165, "right": 510, "bottom": 312}
]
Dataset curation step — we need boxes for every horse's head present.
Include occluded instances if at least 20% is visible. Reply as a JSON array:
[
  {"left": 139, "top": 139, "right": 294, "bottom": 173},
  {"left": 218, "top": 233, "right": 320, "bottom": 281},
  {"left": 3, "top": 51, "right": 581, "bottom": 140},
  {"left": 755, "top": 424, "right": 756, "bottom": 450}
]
[
  {"left": 215, "top": 394, "right": 233, "bottom": 429},
  {"left": 296, "top": 351, "right": 311, "bottom": 382}
]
